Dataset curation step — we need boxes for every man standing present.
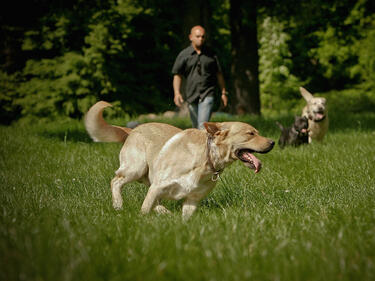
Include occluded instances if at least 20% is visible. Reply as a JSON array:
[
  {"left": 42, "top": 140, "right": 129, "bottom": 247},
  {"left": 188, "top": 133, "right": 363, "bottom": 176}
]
[{"left": 172, "top": 25, "right": 228, "bottom": 129}]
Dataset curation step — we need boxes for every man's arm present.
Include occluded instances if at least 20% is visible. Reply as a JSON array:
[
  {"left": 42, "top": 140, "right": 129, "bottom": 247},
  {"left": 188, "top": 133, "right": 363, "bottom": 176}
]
[
  {"left": 173, "top": 74, "right": 184, "bottom": 107},
  {"left": 217, "top": 72, "right": 228, "bottom": 107}
]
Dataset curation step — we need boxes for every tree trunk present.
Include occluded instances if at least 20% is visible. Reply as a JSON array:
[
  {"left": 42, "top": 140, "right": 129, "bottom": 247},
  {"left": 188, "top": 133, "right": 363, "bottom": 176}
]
[
  {"left": 181, "top": 0, "right": 212, "bottom": 46},
  {"left": 230, "top": 0, "right": 261, "bottom": 115}
]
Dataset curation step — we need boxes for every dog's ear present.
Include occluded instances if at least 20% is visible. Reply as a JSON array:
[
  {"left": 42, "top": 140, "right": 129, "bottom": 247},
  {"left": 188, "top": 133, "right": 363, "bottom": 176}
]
[
  {"left": 300, "top": 87, "right": 313, "bottom": 102},
  {"left": 204, "top": 122, "right": 229, "bottom": 138},
  {"left": 204, "top": 122, "right": 220, "bottom": 135}
]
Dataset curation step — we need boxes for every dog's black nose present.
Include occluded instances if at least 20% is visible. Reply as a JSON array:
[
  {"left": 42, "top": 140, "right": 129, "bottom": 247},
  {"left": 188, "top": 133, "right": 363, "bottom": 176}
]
[{"left": 270, "top": 140, "right": 275, "bottom": 147}]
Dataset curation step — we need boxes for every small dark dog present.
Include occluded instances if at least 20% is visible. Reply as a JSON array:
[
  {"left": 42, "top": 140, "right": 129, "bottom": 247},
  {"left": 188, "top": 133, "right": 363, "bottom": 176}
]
[{"left": 276, "top": 116, "right": 309, "bottom": 149}]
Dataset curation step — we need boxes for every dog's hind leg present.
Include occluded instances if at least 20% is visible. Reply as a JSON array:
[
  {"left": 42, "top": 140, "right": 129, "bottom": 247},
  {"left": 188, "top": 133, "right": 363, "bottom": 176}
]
[
  {"left": 111, "top": 170, "right": 150, "bottom": 210},
  {"left": 111, "top": 175, "right": 129, "bottom": 210},
  {"left": 111, "top": 140, "right": 150, "bottom": 210},
  {"left": 111, "top": 159, "right": 149, "bottom": 210}
]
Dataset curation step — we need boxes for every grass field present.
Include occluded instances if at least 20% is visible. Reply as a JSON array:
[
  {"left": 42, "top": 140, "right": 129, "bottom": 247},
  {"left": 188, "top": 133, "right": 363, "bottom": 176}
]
[{"left": 1, "top": 111, "right": 375, "bottom": 281}]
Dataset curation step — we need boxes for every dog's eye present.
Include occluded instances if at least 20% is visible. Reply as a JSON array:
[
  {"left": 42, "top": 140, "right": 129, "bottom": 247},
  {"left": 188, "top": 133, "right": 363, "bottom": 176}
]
[{"left": 247, "top": 132, "right": 255, "bottom": 136}]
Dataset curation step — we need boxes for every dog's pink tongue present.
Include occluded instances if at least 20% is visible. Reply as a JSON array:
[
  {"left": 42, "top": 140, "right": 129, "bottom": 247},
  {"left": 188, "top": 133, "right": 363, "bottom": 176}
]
[
  {"left": 244, "top": 152, "right": 262, "bottom": 174},
  {"left": 316, "top": 113, "right": 324, "bottom": 120},
  {"left": 250, "top": 154, "right": 262, "bottom": 173}
]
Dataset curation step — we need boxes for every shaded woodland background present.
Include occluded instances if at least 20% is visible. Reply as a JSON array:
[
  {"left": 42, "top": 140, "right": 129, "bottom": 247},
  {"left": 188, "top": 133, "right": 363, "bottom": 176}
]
[{"left": 1, "top": 0, "right": 375, "bottom": 124}]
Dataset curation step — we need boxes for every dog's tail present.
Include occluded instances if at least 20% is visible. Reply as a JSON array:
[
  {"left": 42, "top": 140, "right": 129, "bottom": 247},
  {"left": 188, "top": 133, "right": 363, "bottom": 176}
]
[
  {"left": 275, "top": 121, "right": 284, "bottom": 131},
  {"left": 84, "top": 101, "right": 131, "bottom": 142}
]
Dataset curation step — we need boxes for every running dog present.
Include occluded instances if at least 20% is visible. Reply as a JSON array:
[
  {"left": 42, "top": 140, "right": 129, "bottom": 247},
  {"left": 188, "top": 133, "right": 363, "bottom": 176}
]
[
  {"left": 276, "top": 116, "right": 309, "bottom": 148},
  {"left": 300, "top": 87, "right": 329, "bottom": 143},
  {"left": 85, "top": 101, "right": 274, "bottom": 220}
]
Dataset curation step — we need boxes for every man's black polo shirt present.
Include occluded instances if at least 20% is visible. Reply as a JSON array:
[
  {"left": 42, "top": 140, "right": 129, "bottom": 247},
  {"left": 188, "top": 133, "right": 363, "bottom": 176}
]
[{"left": 172, "top": 45, "right": 222, "bottom": 104}]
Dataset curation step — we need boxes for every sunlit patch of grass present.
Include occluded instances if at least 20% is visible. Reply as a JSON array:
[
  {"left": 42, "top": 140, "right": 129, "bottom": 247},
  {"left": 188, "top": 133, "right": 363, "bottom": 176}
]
[{"left": 1, "top": 112, "right": 375, "bottom": 281}]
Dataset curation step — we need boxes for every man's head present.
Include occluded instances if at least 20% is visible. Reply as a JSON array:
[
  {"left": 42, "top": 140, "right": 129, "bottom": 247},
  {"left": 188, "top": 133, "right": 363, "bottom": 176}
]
[{"left": 189, "top": 25, "right": 205, "bottom": 50}]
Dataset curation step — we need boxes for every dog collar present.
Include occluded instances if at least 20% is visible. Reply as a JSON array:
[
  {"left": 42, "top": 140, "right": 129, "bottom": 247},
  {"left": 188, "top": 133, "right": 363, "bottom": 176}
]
[{"left": 206, "top": 134, "right": 223, "bottom": 181}]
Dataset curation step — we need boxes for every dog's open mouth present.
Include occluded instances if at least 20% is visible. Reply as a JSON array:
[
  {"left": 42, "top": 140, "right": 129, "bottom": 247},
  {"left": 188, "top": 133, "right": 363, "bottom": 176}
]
[
  {"left": 235, "top": 149, "right": 262, "bottom": 174},
  {"left": 300, "top": 128, "right": 309, "bottom": 134},
  {"left": 313, "top": 111, "right": 326, "bottom": 122}
]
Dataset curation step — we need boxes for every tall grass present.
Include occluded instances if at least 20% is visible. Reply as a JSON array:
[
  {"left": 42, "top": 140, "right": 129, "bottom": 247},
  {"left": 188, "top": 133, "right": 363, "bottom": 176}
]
[{"left": 1, "top": 112, "right": 375, "bottom": 281}]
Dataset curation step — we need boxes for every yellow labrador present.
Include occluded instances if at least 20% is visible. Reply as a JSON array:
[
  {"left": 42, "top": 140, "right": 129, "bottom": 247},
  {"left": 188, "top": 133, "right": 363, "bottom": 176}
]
[
  {"left": 300, "top": 87, "right": 329, "bottom": 143},
  {"left": 85, "top": 102, "right": 274, "bottom": 220}
]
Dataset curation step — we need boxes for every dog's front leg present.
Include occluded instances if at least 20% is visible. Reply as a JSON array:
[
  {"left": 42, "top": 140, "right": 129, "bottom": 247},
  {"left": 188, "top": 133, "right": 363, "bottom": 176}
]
[
  {"left": 182, "top": 198, "right": 199, "bottom": 221},
  {"left": 141, "top": 185, "right": 163, "bottom": 215}
]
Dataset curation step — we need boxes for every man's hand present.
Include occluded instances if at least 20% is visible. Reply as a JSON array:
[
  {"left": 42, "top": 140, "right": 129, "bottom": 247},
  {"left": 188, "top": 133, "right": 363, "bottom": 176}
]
[
  {"left": 217, "top": 72, "right": 228, "bottom": 108},
  {"left": 221, "top": 92, "right": 228, "bottom": 107},
  {"left": 174, "top": 93, "right": 184, "bottom": 107}
]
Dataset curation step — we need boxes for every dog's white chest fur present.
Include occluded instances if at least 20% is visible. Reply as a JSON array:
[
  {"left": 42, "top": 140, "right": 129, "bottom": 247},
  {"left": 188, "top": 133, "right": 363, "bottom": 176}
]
[
  {"left": 307, "top": 114, "right": 329, "bottom": 141},
  {"left": 151, "top": 132, "right": 216, "bottom": 200}
]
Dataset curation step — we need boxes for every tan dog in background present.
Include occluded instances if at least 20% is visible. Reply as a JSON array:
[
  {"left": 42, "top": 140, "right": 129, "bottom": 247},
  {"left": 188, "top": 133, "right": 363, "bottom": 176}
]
[
  {"left": 300, "top": 87, "right": 329, "bottom": 143},
  {"left": 85, "top": 101, "right": 274, "bottom": 220}
]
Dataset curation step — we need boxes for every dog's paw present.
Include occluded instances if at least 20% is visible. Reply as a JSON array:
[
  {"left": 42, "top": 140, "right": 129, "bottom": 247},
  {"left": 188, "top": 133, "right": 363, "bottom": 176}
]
[
  {"left": 154, "top": 205, "right": 171, "bottom": 214},
  {"left": 112, "top": 201, "right": 123, "bottom": 210}
]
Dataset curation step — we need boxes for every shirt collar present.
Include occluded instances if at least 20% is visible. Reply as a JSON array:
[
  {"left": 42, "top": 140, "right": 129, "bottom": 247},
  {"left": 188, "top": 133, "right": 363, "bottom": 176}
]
[{"left": 188, "top": 45, "right": 206, "bottom": 55}]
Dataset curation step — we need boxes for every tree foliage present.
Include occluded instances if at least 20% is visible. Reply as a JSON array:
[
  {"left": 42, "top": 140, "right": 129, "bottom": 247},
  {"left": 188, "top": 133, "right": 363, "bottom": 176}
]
[
  {"left": 1, "top": 0, "right": 182, "bottom": 122},
  {"left": 258, "top": 0, "right": 375, "bottom": 113},
  {"left": 258, "top": 17, "right": 302, "bottom": 114},
  {"left": 0, "top": 0, "right": 374, "bottom": 123}
]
